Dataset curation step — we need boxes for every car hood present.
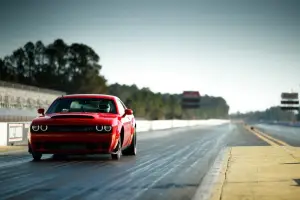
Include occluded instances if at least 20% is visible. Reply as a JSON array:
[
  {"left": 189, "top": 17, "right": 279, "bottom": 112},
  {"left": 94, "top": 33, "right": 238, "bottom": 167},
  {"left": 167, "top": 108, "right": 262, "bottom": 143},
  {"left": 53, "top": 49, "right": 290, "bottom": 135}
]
[{"left": 32, "top": 112, "right": 119, "bottom": 125}]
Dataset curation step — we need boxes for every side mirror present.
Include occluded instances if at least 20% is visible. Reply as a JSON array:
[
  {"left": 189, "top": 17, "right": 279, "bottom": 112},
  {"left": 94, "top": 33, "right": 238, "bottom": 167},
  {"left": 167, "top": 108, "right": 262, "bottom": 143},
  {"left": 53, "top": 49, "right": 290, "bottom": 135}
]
[
  {"left": 125, "top": 109, "right": 133, "bottom": 115},
  {"left": 37, "top": 108, "right": 45, "bottom": 116}
]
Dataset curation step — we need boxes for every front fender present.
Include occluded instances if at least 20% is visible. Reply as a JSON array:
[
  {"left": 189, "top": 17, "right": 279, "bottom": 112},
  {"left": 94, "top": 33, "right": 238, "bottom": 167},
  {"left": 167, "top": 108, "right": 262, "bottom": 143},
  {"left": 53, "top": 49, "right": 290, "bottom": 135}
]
[
  {"left": 131, "top": 117, "right": 136, "bottom": 134},
  {"left": 116, "top": 119, "right": 123, "bottom": 134}
]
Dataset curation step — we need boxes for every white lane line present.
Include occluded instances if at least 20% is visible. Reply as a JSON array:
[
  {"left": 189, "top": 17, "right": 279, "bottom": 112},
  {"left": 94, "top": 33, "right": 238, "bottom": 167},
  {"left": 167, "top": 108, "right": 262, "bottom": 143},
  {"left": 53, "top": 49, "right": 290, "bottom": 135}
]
[{"left": 192, "top": 147, "right": 228, "bottom": 200}]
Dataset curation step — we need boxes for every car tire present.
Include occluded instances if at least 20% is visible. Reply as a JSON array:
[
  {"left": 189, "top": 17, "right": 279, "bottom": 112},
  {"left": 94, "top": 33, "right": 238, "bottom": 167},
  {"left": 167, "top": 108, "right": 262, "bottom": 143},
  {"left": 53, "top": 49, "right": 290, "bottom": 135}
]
[
  {"left": 32, "top": 152, "right": 42, "bottom": 161},
  {"left": 111, "top": 137, "right": 121, "bottom": 160},
  {"left": 122, "top": 128, "right": 137, "bottom": 156}
]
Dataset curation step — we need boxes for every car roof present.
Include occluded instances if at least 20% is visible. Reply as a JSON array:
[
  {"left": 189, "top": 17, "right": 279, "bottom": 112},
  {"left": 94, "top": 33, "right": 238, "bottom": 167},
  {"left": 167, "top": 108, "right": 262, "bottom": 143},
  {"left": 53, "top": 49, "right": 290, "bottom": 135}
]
[{"left": 59, "top": 94, "right": 118, "bottom": 100}]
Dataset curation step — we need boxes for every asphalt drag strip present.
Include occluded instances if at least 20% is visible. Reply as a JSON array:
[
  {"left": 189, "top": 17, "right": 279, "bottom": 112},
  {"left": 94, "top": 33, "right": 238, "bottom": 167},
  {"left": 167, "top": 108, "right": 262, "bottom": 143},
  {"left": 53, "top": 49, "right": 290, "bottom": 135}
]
[{"left": 1, "top": 123, "right": 288, "bottom": 200}]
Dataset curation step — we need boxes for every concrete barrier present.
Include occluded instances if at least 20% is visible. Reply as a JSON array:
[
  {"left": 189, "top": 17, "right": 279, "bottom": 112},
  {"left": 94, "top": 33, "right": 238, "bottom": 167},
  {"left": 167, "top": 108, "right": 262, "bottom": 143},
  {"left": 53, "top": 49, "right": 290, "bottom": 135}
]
[{"left": 0, "top": 119, "right": 229, "bottom": 146}]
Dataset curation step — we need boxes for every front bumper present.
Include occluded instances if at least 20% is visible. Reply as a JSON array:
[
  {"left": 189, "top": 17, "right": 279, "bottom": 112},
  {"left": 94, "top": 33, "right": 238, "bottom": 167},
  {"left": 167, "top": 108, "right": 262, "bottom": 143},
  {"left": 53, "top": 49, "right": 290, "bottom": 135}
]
[{"left": 28, "top": 132, "right": 119, "bottom": 154}]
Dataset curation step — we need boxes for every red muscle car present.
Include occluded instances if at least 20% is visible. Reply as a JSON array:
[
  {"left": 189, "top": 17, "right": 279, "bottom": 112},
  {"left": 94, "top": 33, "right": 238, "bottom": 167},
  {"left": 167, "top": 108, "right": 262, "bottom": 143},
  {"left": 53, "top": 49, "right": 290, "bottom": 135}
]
[{"left": 28, "top": 94, "right": 136, "bottom": 161}]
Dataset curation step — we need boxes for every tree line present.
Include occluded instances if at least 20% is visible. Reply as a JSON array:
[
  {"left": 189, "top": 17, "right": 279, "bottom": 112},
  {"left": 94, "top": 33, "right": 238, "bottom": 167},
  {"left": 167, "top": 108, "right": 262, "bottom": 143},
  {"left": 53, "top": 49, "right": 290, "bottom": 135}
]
[
  {"left": 0, "top": 39, "right": 229, "bottom": 120},
  {"left": 230, "top": 106, "right": 298, "bottom": 122}
]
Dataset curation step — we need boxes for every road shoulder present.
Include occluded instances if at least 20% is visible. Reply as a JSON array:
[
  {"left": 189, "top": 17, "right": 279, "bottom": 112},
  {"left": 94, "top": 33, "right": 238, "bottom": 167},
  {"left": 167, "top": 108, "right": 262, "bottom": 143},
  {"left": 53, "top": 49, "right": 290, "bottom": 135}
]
[
  {"left": 213, "top": 146, "right": 300, "bottom": 200},
  {"left": 192, "top": 147, "right": 231, "bottom": 200},
  {"left": 0, "top": 145, "right": 27, "bottom": 153},
  {"left": 199, "top": 124, "right": 300, "bottom": 200}
]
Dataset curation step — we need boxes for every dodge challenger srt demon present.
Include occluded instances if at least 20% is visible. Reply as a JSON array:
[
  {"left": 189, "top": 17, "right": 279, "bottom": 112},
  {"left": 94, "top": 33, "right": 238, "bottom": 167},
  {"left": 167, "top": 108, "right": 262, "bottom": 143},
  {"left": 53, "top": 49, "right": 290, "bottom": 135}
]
[{"left": 28, "top": 94, "right": 137, "bottom": 161}]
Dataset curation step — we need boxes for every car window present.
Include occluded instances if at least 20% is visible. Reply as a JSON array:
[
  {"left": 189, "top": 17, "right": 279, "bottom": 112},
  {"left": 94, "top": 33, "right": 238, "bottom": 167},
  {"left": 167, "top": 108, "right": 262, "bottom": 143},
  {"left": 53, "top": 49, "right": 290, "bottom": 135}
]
[
  {"left": 46, "top": 98, "right": 118, "bottom": 114},
  {"left": 116, "top": 99, "right": 126, "bottom": 115}
]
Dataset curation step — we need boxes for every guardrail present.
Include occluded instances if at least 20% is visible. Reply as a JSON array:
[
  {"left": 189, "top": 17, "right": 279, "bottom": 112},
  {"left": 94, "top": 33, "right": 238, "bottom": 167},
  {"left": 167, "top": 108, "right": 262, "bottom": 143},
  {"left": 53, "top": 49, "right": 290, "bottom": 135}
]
[{"left": 0, "top": 119, "right": 229, "bottom": 146}]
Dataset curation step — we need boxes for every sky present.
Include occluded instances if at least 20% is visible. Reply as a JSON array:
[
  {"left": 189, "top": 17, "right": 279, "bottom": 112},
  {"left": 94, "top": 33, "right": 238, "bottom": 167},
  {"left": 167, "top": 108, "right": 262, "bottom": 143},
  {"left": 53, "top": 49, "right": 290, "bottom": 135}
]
[{"left": 0, "top": 0, "right": 299, "bottom": 113}]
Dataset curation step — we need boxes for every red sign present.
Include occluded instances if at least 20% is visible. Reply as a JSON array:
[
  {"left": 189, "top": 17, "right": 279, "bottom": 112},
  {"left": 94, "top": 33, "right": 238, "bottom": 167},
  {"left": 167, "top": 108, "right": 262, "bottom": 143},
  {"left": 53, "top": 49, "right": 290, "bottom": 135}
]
[{"left": 183, "top": 91, "right": 200, "bottom": 98}]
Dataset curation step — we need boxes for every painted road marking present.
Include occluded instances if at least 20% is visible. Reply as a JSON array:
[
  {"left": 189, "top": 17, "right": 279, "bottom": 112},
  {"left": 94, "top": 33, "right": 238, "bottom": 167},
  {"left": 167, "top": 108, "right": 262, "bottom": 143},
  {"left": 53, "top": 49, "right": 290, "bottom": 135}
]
[
  {"left": 209, "top": 148, "right": 231, "bottom": 200},
  {"left": 244, "top": 125, "right": 278, "bottom": 146},
  {"left": 244, "top": 125, "right": 290, "bottom": 147},
  {"left": 254, "top": 129, "right": 290, "bottom": 147},
  {"left": 248, "top": 128, "right": 290, "bottom": 147},
  {"left": 192, "top": 148, "right": 230, "bottom": 200}
]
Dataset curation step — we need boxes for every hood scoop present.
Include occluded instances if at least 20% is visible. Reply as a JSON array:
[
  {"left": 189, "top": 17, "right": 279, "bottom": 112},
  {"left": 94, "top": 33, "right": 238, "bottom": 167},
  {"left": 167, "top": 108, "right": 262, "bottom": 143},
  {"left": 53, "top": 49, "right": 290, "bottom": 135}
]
[{"left": 51, "top": 115, "right": 95, "bottom": 119}]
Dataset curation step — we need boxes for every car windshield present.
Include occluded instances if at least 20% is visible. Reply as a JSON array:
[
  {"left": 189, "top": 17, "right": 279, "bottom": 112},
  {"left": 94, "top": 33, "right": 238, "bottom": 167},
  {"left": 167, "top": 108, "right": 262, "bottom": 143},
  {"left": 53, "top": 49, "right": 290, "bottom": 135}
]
[{"left": 46, "top": 98, "right": 117, "bottom": 114}]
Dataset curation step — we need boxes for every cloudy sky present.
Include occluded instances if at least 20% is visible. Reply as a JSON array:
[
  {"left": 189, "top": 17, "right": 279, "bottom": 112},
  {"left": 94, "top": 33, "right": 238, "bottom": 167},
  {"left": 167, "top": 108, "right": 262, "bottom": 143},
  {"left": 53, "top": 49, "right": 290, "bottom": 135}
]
[{"left": 0, "top": 0, "right": 299, "bottom": 113}]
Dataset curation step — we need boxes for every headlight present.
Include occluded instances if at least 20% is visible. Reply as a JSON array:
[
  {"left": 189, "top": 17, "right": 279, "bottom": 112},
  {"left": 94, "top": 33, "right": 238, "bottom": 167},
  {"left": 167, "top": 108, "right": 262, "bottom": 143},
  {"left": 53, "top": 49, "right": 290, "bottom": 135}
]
[
  {"left": 96, "top": 125, "right": 112, "bottom": 132},
  {"left": 31, "top": 125, "right": 39, "bottom": 132},
  {"left": 104, "top": 126, "right": 112, "bottom": 132},
  {"left": 96, "top": 125, "right": 103, "bottom": 132},
  {"left": 40, "top": 125, "right": 48, "bottom": 132},
  {"left": 31, "top": 125, "right": 48, "bottom": 132}
]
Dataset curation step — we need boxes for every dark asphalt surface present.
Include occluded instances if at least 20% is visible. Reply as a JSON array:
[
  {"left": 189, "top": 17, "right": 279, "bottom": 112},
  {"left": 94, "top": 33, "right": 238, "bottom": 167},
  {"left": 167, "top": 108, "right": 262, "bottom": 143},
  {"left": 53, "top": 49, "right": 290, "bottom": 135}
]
[
  {"left": 0, "top": 123, "right": 268, "bottom": 200},
  {"left": 253, "top": 123, "right": 300, "bottom": 147}
]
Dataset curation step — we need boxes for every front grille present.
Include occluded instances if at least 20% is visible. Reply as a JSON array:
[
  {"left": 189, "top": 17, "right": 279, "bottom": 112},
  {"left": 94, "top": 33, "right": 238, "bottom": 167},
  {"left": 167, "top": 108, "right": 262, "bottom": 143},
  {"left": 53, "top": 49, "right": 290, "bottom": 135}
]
[{"left": 48, "top": 125, "right": 96, "bottom": 133}]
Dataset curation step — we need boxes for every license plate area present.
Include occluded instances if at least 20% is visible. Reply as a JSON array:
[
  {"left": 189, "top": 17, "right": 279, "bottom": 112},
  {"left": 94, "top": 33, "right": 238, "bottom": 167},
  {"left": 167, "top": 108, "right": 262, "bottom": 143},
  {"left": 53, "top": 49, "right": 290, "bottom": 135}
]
[
  {"left": 43, "top": 142, "right": 87, "bottom": 150},
  {"left": 59, "top": 144, "right": 86, "bottom": 150}
]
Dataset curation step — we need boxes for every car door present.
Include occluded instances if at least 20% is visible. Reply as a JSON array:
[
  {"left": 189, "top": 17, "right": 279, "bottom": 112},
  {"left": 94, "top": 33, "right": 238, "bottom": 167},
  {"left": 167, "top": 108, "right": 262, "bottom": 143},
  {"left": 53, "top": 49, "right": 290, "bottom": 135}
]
[{"left": 116, "top": 99, "right": 131, "bottom": 146}]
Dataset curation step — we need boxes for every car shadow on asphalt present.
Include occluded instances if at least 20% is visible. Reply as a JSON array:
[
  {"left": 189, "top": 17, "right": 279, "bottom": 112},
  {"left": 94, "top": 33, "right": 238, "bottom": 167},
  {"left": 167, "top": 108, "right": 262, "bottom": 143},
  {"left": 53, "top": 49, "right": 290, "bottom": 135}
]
[
  {"left": 31, "top": 155, "right": 111, "bottom": 162},
  {"left": 282, "top": 162, "right": 300, "bottom": 165},
  {"left": 29, "top": 154, "right": 137, "bottom": 164}
]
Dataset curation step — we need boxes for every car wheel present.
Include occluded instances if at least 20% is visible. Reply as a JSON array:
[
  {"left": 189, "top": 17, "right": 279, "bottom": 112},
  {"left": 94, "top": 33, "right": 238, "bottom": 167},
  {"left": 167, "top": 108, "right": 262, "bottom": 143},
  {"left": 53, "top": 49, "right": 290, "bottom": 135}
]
[
  {"left": 28, "top": 141, "right": 32, "bottom": 153},
  {"left": 122, "top": 129, "right": 137, "bottom": 156},
  {"left": 111, "top": 137, "right": 121, "bottom": 160},
  {"left": 32, "top": 152, "right": 42, "bottom": 161}
]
